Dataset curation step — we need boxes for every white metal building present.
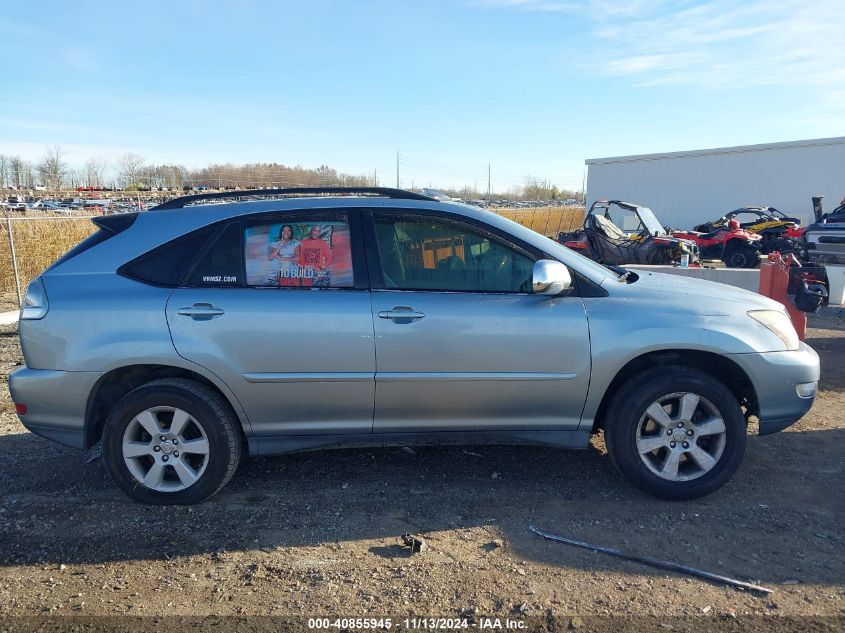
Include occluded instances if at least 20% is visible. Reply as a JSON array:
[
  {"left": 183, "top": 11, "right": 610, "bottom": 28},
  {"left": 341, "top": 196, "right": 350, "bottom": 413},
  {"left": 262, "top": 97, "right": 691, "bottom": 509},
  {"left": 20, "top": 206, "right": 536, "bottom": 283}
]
[{"left": 585, "top": 136, "right": 845, "bottom": 229}]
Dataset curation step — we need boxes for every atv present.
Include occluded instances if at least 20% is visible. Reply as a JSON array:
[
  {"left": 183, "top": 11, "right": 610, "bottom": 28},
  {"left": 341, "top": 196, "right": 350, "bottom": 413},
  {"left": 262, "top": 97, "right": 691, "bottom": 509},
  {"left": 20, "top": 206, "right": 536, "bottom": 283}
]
[
  {"left": 558, "top": 200, "right": 698, "bottom": 266},
  {"left": 694, "top": 206, "right": 803, "bottom": 255},
  {"left": 671, "top": 219, "right": 763, "bottom": 268}
]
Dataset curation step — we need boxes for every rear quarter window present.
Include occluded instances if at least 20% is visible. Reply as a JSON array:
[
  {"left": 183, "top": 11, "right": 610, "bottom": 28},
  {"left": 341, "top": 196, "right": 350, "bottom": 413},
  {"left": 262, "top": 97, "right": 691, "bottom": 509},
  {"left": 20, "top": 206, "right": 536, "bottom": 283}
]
[
  {"left": 119, "top": 226, "right": 216, "bottom": 287},
  {"left": 184, "top": 223, "right": 243, "bottom": 287}
]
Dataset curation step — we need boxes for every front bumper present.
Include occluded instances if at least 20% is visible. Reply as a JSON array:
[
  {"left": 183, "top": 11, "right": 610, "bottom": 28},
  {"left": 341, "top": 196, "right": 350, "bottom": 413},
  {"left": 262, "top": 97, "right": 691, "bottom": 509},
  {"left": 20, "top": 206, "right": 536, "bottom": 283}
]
[
  {"left": 729, "top": 342, "right": 820, "bottom": 435},
  {"left": 7, "top": 366, "right": 104, "bottom": 449}
]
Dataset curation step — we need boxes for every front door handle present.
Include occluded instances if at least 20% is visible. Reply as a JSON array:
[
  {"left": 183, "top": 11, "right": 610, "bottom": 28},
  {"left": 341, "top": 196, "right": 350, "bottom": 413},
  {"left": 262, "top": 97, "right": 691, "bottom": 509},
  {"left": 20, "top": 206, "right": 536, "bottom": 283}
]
[
  {"left": 177, "top": 303, "right": 225, "bottom": 320},
  {"left": 378, "top": 306, "right": 425, "bottom": 322}
]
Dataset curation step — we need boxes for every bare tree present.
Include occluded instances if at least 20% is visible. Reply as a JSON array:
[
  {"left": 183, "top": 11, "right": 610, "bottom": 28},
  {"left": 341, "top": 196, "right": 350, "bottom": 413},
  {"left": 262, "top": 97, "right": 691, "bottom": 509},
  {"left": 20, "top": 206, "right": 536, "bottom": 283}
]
[
  {"left": 37, "top": 145, "right": 67, "bottom": 190},
  {"left": 0, "top": 154, "right": 8, "bottom": 189},
  {"left": 84, "top": 158, "right": 108, "bottom": 188},
  {"left": 9, "top": 157, "right": 24, "bottom": 189},
  {"left": 23, "top": 161, "right": 36, "bottom": 189},
  {"left": 118, "top": 153, "right": 145, "bottom": 189}
]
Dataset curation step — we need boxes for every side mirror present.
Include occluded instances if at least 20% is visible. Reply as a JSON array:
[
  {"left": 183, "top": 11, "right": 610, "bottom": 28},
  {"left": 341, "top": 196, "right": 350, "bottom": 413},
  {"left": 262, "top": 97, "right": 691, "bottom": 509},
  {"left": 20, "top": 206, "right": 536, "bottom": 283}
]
[{"left": 532, "top": 259, "right": 572, "bottom": 295}]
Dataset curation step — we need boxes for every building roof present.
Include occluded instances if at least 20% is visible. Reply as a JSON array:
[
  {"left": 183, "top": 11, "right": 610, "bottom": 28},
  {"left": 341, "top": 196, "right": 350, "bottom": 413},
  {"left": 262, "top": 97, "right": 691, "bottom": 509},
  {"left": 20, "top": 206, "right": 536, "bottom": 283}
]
[{"left": 585, "top": 136, "right": 845, "bottom": 165}]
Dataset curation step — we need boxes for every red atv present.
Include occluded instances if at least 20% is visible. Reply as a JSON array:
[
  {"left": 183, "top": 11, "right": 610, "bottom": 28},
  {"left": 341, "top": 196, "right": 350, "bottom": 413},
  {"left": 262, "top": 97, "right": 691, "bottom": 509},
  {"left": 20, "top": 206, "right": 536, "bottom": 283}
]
[{"left": 671, "top": 220, "right": 763, "bottom": 268}]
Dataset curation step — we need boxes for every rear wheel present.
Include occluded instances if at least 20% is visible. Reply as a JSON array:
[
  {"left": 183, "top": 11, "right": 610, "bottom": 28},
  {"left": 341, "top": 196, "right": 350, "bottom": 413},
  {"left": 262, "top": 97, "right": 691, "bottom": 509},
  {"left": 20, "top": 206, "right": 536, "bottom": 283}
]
[
  {"left": 103, "top": 378, "right": 241, "bottom": 504},
  {"left": 724, "top": 245, "right": 758, "bottom": 268},
  {"left": 605, "top": 367, "right": 746, "bottom": 500}
]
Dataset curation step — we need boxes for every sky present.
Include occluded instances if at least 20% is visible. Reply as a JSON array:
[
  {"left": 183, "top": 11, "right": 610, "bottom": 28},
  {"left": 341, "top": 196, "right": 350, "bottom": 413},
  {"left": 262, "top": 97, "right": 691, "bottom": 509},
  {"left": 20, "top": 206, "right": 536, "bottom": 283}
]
[{"left": 1, "top": 0, "right": 844, "bottom": 193}]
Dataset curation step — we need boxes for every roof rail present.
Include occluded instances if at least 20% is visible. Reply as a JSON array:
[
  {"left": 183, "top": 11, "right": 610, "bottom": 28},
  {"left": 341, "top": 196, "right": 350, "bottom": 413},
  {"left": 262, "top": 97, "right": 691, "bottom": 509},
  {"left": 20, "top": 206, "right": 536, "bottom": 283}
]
[{"left": 151, "top": 187, "right": 436, "bottom": 210}]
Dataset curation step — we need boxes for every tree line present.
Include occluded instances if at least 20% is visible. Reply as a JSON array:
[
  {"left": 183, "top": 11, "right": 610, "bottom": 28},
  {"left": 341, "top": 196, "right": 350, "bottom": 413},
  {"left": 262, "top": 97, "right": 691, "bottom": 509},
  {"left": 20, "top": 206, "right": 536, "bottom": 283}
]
[
  {"left": 0, "top": 146, "right": 582, "bottom": 200},
  {"left": 0, "top": 147, "right": 372, "bottom": 192}
]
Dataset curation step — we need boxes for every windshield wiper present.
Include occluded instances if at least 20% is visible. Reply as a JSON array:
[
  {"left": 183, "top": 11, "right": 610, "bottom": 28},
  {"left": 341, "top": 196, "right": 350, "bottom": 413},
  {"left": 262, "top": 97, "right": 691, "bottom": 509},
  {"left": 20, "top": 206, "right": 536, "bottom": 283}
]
[{"left": 606, "top": 264, "right": 637, "bottom": 283}]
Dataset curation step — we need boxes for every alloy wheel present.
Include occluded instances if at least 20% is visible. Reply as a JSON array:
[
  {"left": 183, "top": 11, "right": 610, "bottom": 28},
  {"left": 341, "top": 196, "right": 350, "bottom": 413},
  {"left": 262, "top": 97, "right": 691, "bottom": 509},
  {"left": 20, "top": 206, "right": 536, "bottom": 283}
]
[
  {"left": 635, "top": 392, "right": 727, "bottom": 482},
  {"left": 121, "top": 406, "right": 210, "bottom": 492}
]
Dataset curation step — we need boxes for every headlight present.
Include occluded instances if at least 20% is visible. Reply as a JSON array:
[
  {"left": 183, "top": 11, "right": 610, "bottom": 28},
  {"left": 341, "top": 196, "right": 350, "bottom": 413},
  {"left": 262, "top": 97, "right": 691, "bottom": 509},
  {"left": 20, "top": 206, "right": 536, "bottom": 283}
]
[{"left": 747, "top": 309, "right": 799, "bottom": 351}]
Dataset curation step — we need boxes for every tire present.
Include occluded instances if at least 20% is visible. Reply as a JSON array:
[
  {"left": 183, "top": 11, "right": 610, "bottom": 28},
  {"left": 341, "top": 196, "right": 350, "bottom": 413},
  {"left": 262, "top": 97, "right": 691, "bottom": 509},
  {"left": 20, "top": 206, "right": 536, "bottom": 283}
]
[
  {"left": 644, "top": 248, "right": 671, "bottom": 265},
  {"left": 103, "top": 378, "right": 241, "bottom": 504},
  {"left": 724, "top": 245, "right": 758, "bottom": 269},
  {"left": 604, "top": 366, "right": 746, "bottom": 500}
]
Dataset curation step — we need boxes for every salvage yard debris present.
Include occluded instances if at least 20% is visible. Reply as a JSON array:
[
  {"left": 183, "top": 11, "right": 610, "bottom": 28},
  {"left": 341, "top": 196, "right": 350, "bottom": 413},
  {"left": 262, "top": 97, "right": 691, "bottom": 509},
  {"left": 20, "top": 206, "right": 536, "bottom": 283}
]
[
  {"left": 401, "top": 533, "right": 428, "bottom": 554},
  {"left": 529, "top": 526, "right": 773, "bottom": 594}
]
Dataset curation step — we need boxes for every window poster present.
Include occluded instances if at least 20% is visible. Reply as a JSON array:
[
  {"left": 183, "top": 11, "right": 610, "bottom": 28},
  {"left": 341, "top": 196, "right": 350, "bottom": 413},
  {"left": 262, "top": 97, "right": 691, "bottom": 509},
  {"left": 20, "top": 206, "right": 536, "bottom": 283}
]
[{"left": 244, "top": 221, "right": 354, "bottom": 287}]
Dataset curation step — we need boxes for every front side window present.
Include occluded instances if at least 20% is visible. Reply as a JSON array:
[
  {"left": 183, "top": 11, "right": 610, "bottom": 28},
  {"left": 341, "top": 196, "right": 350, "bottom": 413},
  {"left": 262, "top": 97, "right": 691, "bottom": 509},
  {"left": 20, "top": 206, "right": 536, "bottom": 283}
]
[
  {"left": 244, "top": 216, "right": 354, "bottom": 288},
  {"left": 373, "top": 214, "right": 535, "bottom": 293}
]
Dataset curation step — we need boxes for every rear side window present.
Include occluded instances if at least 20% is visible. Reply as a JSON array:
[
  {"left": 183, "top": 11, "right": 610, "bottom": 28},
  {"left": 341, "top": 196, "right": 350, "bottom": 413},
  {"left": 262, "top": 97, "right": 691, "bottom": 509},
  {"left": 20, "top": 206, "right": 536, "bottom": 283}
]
[
  {"left": 243, "top": 216, "right": 354, "bottom": 288},
  {"left": 185, "top": 223, "right": 243, "bottom": 287},
  {"left": 120, "top": 226, "right": 215, "bottom": 287}
]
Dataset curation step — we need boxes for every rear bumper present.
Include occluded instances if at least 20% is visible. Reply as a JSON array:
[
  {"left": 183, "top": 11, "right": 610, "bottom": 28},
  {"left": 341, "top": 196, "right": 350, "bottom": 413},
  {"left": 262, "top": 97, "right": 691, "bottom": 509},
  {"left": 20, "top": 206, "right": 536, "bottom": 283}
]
[
  {"left": 7, "top": 366, "right": 103, "bottom": 449},
  {"left": 729, "top": 342, "right": 820, "bottom": 435}
]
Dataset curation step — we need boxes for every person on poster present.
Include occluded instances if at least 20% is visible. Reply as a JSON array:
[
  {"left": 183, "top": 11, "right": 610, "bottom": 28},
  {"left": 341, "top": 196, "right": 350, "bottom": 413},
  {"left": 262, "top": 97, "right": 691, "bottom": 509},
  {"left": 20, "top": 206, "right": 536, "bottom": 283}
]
[
  {"left": 267, "top": 224, "right": 301, "bottom": 286},
  {"left": 299, "top": 225, "right": 332, "bottom": 286}
]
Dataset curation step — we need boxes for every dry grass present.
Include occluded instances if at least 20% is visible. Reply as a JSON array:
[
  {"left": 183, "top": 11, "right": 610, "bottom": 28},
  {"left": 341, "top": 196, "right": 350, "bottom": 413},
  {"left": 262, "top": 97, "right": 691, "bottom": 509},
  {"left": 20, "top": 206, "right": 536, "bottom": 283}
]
[
  {"left": 491, "top": 206, "right": 584, "bottom": 237},
  {"left": 0, "top": 214, "right": 96, "bottom": 295},
  {"left": 0, "top": 207, "right": 584, "bottom": 299}
]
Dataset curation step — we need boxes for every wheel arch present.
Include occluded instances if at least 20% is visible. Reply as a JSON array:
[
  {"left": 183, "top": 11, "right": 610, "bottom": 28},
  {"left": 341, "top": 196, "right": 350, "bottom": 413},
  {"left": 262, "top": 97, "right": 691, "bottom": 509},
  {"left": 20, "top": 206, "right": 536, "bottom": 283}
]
[
  {"left": 589, "top": 349, "right": 758, "bottom": 433},
  {"left": 84, "top": 364, "right": 250, "bottom": 449}
]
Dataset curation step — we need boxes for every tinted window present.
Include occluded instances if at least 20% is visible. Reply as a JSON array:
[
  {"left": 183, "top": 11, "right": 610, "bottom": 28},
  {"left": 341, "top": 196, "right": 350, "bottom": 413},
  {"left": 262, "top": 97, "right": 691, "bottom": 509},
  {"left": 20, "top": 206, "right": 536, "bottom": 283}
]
[
  {"left": 243, "top": 216, "right": 354, "bottom": 288},
  {"left": 373, "top": 214, "right": 535, "bottom": 292},
  {"left": 185, "top": 223, "right": 243, "bottom": 287},
  {"left": 120, "top": 226, "right": 215, "bottom": 286}
]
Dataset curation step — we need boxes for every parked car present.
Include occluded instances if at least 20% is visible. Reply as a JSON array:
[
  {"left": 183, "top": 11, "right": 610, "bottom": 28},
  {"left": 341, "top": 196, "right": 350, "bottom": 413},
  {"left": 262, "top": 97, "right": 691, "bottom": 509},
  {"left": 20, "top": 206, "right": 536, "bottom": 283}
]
[
  {"left": 4, "top": 196, "right": 28, "bottom": 211},
  {"left": 9, "top": 187, "right": 818, "bottom": 504},
  {"left": 27, "top": 200, "right": 61, "bottom": 212},
  {"left": 558, "top": 200, "right": 698, "bottom": 266}
]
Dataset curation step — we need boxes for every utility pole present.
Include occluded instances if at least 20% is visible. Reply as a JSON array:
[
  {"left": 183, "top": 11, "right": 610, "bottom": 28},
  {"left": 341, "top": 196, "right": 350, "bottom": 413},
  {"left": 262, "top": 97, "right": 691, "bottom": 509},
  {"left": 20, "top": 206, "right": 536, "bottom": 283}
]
[
  {"left": 374, "top": 169, "right": 377, "bottom": 187},
  {"left": 581, "top": 169, "right": 586, "bottom": 204},
  {"left": 396, "top": 151, "right": 399, "bottom": 189},
  {"left": 487, "top": 163, "right": 491, "bottom": 198}
]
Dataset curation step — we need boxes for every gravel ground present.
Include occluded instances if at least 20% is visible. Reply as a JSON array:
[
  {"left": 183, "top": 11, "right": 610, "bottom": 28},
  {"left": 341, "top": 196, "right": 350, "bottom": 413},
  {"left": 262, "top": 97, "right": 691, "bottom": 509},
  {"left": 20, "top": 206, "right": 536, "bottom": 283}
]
[{"left": 0, "top": 309, "right": 843, "bottom": 627}]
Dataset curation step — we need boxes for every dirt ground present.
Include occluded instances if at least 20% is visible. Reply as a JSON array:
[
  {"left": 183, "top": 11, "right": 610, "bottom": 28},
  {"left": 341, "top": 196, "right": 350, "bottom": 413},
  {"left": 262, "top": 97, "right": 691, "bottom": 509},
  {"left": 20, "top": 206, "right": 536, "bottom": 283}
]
[{"left": 0, "top": 308, "right": 843, "bottom": 629}]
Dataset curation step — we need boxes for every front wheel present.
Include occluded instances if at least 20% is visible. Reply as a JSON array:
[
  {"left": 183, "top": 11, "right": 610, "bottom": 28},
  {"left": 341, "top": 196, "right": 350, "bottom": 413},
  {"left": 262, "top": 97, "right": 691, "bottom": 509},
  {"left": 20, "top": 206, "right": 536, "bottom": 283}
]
[
  {"left": 103, "top": 378, "right": 241, "bottom": 504},
  {"left": 724, "top": 245, "right": 759, "bottom": 268},
  {"left": 605, "top": 367, "right": 746, "bottom": 500}
]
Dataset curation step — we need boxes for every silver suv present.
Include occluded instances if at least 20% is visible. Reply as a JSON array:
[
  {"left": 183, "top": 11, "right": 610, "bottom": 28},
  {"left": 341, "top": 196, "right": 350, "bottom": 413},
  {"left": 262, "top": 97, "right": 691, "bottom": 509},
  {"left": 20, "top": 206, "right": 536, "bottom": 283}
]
[{"left": 8, "top": 188, "right": 819, "bottom": 504}]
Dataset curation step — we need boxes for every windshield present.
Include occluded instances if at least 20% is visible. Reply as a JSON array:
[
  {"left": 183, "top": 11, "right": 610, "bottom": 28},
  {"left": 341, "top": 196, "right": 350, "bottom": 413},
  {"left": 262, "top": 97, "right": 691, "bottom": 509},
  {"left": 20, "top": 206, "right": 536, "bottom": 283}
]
[
  {"left": 592, "top": 202, "right": 666, "bottom": 237},
  {"left": 473, "top": 207, "right": 613, "bottom": 282},
  {"left": 632, "top": 205, "right": 667, "bottom": 236}
]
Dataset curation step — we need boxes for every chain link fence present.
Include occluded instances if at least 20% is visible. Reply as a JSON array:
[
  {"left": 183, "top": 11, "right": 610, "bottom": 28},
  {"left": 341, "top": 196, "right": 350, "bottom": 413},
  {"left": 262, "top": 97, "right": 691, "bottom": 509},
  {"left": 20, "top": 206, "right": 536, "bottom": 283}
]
[{"left": 1, "top": 214, "right": 97, "bottom": 306}]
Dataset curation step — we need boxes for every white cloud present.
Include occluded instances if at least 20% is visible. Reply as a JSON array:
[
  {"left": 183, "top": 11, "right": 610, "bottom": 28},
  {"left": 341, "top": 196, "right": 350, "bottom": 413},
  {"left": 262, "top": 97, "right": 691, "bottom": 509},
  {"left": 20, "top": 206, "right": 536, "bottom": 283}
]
[
  {"left": 476, "top": 0, "right": 845, "bottom": 126},
  {"left": 590, "top": 0, "right": 845, "bottom": 88}
]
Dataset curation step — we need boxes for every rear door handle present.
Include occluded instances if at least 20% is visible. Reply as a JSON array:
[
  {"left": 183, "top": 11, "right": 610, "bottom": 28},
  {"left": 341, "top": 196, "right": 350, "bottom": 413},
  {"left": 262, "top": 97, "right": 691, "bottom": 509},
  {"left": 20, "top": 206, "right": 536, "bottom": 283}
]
[
  {"left": 177, "top": 303, "right": 225, "bottom": 320},
  {"left": 378, "top": 306, "right": 425, "bottom": 322}
]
